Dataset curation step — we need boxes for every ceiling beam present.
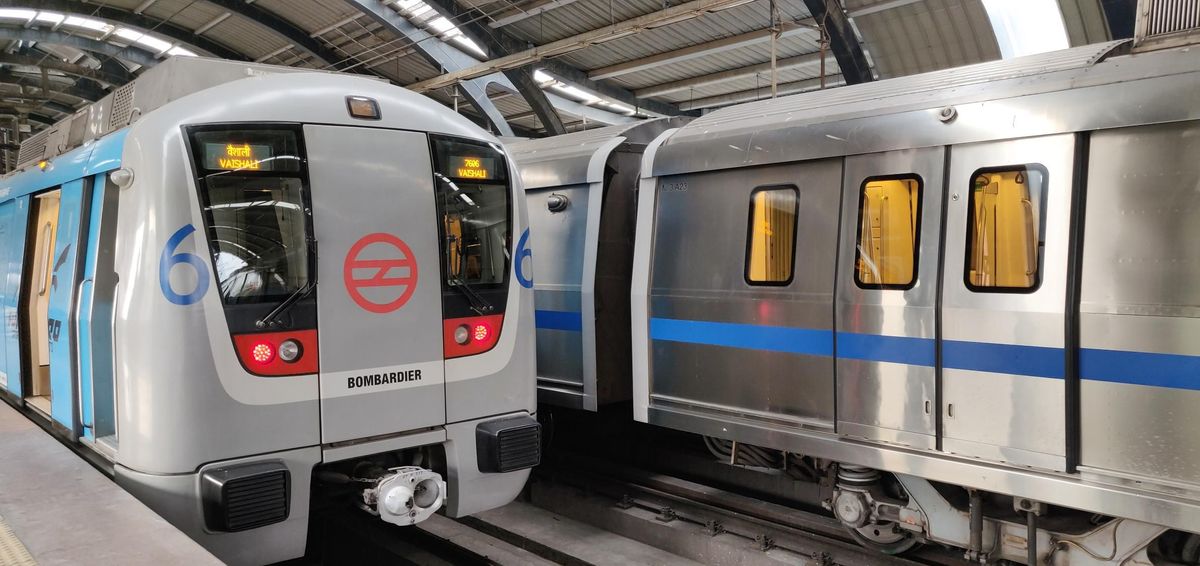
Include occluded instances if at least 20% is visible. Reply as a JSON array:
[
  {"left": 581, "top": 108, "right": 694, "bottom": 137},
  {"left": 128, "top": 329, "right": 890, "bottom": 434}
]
[
  {"left": 677, "top": 73, "right": 845, "bottom": 111},
  {"left": 802, "top": 0, "right": 872, "bottom": 84},
  {"left": 12, "top": 0, "right": 245, "bottom": 60},
  {"left": 406, "top": 0, "right": 755, "bottom": 93},
  {"left": 542, "top": 90, "right": 638, "bottom": 126},
  {"left": 344, "top": 0, "right": 516, "bottom": 136},
  {"left": 0, "top": 67, "right": 108, "bottom": 101},
  {"left": 487, "top": 0, "right": 586, "bottom": 28},
  {"left": 0, "top": 26, "right": 158, "bottom": 67},
  {"left": 0, "top": 97, "right": 76, "bottom": 115},
  {"left": 400, "top": 0, "right": 684, "bottom": 117},
  {"left": 589, "top": 21, "right": 815, "bottom": 80},
  {"left": 201, "top": 0, "right": 356, "bottom": 70},
  {"left": 503, "top": 66, "right": 566, "bottom": 134},
  {"left": 421, "top": 0, "right": 566, "bottom": 135},
  {"left": 537, "top": 61, "right": 682, "bottom": 117},
  {"left": 0, "top": 53, "right": 133, "bottom": 86},
  {"left": 634, "top": 51, "right": 830, "bottom": 98},
  {"left": 0, "top": 110, "right": 56, "bottom": 126}
]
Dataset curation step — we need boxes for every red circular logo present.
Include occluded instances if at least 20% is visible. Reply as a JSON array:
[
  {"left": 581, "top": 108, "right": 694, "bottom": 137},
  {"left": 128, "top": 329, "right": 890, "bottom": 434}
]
[{"left": 343, "top": 233, "right": 418, "bottom": 313}]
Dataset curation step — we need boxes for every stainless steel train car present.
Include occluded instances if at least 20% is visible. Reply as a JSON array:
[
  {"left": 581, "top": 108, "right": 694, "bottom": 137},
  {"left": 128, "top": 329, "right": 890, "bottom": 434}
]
[
  {"left": 515, "top": 39, "right": 1200, "bottom": 563},
  {"left": 0, "top": 57, "right": 539, "bottom": 565},
  {"left": 631, "top": 38, "right": 1200, "bottom": 562},
  {"left": 508, "top": 118, "right": 688, "bottom": 410}
]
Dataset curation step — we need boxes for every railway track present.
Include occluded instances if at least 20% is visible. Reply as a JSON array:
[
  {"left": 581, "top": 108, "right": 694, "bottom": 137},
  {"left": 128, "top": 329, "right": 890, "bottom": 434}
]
[
  {"left": 298, "top": 454, "right": 969, "bottom": 565},
  {"left": 527, "top": 455, "right": 968, "bottom": 566}
]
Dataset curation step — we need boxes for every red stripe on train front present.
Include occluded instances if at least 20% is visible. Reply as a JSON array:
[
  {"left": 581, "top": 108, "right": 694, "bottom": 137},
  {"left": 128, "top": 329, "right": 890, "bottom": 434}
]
[
  {"left": 443, "top": 314, "right": 504, "bottom": 359},
  {"left": 232, "top": 329, "right": 319, "bottom": 376}
]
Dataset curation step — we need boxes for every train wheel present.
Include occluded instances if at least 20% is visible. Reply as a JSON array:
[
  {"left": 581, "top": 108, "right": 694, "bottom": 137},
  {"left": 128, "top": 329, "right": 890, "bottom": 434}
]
[{"left": 847, "top": 521, "right": 920, "bottom": 555}]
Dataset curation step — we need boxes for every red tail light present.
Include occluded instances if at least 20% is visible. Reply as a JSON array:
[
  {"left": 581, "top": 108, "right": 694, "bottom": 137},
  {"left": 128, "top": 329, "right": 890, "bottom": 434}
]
[
  {"left": 444, "top": 314, "right": 503, "bottom": 359},
  {"left": 233, "top": 329, "right": 318, "bottom": 376},
  {"left": 251, "top": 342, "right": 275, "bottom": 364}
]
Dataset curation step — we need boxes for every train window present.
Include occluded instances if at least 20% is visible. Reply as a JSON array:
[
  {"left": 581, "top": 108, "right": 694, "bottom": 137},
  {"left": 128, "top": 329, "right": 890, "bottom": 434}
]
[
  {"left": 745, "top": 186, "right": 799, "bottom": 285},
  {"left": 430, "top": 136, "right": 510, "bottom": 288},
  {"left": 189, "top": 128, "right": 311, "bottom": 304},
  {"left": 855, "top": 175, "right": 922, "bottom": 289},
  {"left": 965, "top": 165, "right": 1047, "bottom": 292}
]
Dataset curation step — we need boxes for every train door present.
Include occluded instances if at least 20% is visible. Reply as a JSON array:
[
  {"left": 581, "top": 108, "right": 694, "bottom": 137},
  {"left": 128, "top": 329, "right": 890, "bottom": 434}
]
[
  {"left": 304, "top": 125, "right": 446, "bottom": 444},
  {"left": 45, "top": 179, "right": 87, "bottom": 431},
  {"left": 77, "top": 174, "right": 119, "bottom": 447},
  {"left": 939, "top": 135, "right": 1076, "bottom": 471},
  {"left": 0, "top": 198, "right": 29, "bottom": 398},
  {"left": 835, "top": 148, "right": 944, "bottom": 450},
  {"left": 22, "top": 189, "right": 60, "bottom": 417},
  {"left": 646, "top": 160, "right": 842, "bottom": 427}
]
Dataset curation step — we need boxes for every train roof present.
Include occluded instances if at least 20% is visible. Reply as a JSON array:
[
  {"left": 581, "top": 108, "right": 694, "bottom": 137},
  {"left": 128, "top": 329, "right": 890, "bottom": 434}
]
[
  {"left": 651, "top": 39, "right": 1200, "bottom": 176},
  {"left": 508, "top": 117, "right": 690, "bottom": 189}
]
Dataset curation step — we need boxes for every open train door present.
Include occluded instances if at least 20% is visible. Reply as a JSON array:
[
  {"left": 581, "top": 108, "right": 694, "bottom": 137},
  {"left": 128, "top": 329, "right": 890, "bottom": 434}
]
[{"left": 304, "top": 125, "right": 446, "bottom": 444}]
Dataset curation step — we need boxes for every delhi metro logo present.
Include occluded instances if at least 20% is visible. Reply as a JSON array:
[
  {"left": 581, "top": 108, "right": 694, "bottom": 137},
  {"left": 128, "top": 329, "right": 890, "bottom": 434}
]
[{"left": 343, "top": 233, "right": 418, "bottom": 314}]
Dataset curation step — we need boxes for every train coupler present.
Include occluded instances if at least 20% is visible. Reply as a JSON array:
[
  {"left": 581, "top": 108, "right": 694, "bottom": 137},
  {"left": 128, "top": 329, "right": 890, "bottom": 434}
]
[{"left": 359, "top": 466, "right": 446, "bottom": 526}]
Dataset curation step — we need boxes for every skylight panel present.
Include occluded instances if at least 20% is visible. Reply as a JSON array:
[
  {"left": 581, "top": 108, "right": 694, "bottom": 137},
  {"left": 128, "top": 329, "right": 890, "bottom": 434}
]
[
  {"left": 0, "top": 9, "right": 35, "bottom": 20},
  {"left": 64, "top": 15, "right": 112, "bottom": 32},
  {"left": 34, "top": 12, "right": 64, "bottom": 24},
  {"left": 982, "top": 0, "right": 1069, "bottom": 59},
  {"left": 115, "top": 28, "right": 173, "bottom": 53}
]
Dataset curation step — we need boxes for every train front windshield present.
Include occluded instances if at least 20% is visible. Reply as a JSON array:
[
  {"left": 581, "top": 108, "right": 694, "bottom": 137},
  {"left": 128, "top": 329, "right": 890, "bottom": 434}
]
[
  {"left": 189, "top": 127, "right": 312, "bottom": 304},
  {"left": 431, "top": 137, "right": 511, "bottom": 289}
]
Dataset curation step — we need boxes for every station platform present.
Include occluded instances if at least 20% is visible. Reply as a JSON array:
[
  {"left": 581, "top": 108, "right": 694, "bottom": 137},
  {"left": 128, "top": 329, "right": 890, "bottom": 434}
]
[{"left": 0, "top": 401, "right": 221, "bottom": 565}]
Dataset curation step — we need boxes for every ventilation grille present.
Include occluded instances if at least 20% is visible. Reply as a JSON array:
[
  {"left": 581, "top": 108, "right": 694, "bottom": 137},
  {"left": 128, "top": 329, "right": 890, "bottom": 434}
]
[
  {"left": 15, "top": 129, "right": 50, "bottom": 168},
  {"left": 223, "top": 470, "right": 289, "bottom": 531},
  {"left": 108, "top": 83, "right": 136, "bottom": 130},
  {"left": 1146, "top": 0, "right": 1199, "bottom": 36},
  {"left": 1136, "top": 0, "right": 1200, "bottom": 49},
  {"left": 496, "top": 424, "right": 541, "bottom": 471}
]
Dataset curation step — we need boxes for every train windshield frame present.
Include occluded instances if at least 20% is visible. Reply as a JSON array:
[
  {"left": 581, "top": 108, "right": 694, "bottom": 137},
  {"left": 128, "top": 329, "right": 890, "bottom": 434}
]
[
  {"left": 185, "top": 124, "right": 316, "bottom": 319},
  {"left": 429, "top": 134, "right": 512, "bottom": 318}
]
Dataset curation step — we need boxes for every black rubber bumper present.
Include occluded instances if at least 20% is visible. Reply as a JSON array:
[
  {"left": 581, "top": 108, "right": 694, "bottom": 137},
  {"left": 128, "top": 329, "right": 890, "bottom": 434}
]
[{"left": 476, "top": 415, "right": 541, "bottom": 473}]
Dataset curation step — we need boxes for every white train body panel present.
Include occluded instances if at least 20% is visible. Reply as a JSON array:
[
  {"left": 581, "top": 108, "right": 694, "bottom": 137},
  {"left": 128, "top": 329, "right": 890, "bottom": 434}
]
[{"left": 0, "top": 58, "right": 538, "bottom": 565}]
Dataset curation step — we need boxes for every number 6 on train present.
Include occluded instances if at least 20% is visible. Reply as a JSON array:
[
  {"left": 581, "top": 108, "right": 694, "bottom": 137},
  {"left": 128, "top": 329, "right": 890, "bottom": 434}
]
[{"left": 158, "top": 223, "right": 211, "bottom": 306}]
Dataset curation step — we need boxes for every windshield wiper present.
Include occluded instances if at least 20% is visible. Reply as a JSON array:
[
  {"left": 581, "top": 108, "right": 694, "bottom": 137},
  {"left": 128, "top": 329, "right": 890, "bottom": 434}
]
[
  {"left": 451, "top": 278, "right": 494, "bottom": 315},
  {"left": 257, "top": 238, "right": 318, "bottom": 329},
  {"left": 256, "top": 280, "right": 315, "bottom": 328}
]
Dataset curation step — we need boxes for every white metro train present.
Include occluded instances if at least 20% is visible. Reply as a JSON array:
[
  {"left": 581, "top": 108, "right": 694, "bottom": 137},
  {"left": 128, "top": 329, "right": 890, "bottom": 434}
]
[
  {"left": 514, "top": 40, "right": 1200, "bottom": 564},
  {"left": 0, "top": 57, "right": 539, "bottom": 565}
]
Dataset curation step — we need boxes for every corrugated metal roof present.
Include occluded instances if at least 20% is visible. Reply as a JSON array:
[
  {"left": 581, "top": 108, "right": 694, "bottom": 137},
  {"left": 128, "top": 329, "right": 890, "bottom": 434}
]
[
  {"left": 847, "top": 0, "right": 1000, "bottom": 78},
  {"left": 0, "top": 0, "right": 1120, "bottom": 145}
]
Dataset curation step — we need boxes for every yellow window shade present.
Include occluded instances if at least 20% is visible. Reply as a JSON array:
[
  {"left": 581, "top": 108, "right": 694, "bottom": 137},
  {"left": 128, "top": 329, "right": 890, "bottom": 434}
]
[
  {"left": 855, "top": 177, "right": 920, "bottom": 288},
  {"left": 966, "top": 167, "right": 1044, "bottom": 290},
  {"left": 746, "top": 187, "right": 798, "bottom": 284}
]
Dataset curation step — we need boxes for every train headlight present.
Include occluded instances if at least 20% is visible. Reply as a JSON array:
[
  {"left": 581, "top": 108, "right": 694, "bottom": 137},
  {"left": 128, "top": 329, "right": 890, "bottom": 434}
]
[
  {"left": 278, "top": 339, "right": 302, "bottom": 363},
  {"left": 472, "top": 323, "right": 491, "bottom": 342},
  {"left": 251, "top": 342, "right": 275, "bottom": 364},
  {"left": 454, "top": 324, "right": 470, "bottom": 345}
]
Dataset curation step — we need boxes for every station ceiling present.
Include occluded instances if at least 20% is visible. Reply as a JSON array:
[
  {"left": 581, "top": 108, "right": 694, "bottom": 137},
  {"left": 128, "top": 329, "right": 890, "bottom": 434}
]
[{"left": 0, "top": 0, "right": 1132, "bottom": 158}]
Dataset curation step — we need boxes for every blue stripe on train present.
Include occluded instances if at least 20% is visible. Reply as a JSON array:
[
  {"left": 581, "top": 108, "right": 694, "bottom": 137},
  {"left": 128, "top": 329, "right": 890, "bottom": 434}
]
[
  {"left": 836, "top": 332, "right": 935, "bottom": 367},
  {"left": 943, "top": 340, "right": 1064, "bottom": 379},
  {"left": 535, "top": 309, "right": 584, "bottom": 332},
  {"left": 1081, "top": 348, "right": 1200, "bottom": 391},
  {"left": 651, "top": 317, "right": 834, "bottom": 357},
  {"left": 646, "top": 317, "right": 1200, "bottom": 390}
]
